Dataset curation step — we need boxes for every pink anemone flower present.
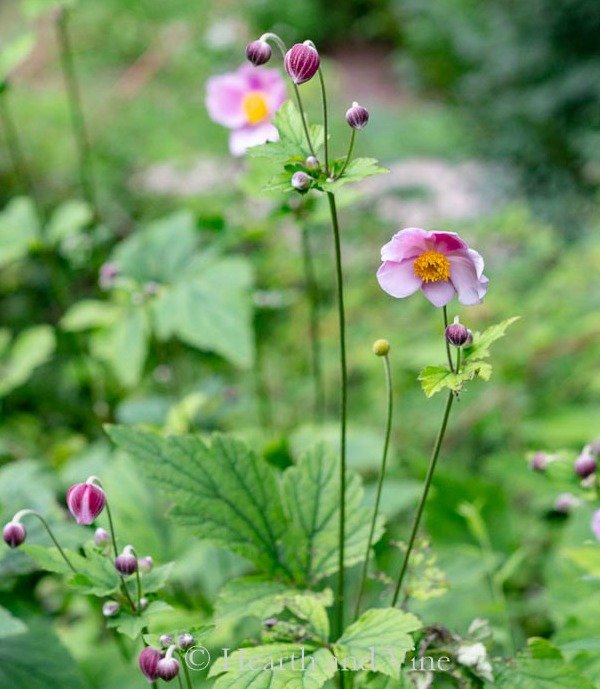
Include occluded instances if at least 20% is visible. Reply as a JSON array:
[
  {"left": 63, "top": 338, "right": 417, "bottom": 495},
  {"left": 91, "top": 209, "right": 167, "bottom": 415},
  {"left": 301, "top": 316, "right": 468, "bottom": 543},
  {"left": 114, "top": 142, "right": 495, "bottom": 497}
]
[
  {"left": 205, "top": 63, "right": 287, "bottom": 157},
  {"left": 377, "top": 227, "right": 488, "bottom": 307}
]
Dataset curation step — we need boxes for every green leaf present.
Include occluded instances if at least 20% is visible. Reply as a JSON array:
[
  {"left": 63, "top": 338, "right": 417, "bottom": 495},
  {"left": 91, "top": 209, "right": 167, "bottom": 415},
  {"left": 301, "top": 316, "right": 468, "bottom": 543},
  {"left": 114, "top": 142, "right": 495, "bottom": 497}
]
[
  {"left": 334, "top": 608, "right": 421, "bottom": 679},
  {"left": 106, "top": 428, "right": 288, "bottom": 575},
  {"left": 61, "top": 300, "right": 121, "bottom": 331},
  {"left": 214, "top": 577, "right": 299, "bottom": 622},
  {"left": 0, "top": 606, "right": 27, "bottom": 639},
  {"left": 105, "top": 600, "right": 173, "bottom": 639},
  {"left": 0, "top": 620, "right": 89, "bottom": 689},
  {"left": 0, "top": 33, "right": 36, "bottom": 80},
  {"left": 0, "top": 325, "right": 56, "bottom": 397},
  {"left": 0, "top": 197, "right": 41, "bottom": 267},
  {"left": 210, "top": 644, "right": 337, "bottom": 689},
  {"left": 321, "top": 158, "right": 389, "bottom": 192},
  {"left": 281, "top": 444, "right": 385, "bottom": 583},
  {"left": 46, "top": 200, "right": 93, "bottom": 245},
  {"left": 463, "top": 316, "right": 521, "bottom": 362},
  {"left": 495, "top": 656, "right": 596, "bottom": 688},
  {"left": 283, "top": 592, "right": 332, "bottom": 641}
]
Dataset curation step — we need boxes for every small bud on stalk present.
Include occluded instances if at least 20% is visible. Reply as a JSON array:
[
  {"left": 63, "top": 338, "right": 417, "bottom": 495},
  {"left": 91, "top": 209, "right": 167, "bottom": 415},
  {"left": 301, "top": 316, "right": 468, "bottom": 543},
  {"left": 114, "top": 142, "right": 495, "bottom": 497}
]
[
  {"left": 139, "top": 647, "right": 163, "bottom": 682},
  {"left": 138, "top": 597, "right": 149, "bottom": 612},
  {"left": 138, "top": 555, "right": 154, "bottom": 572},
  {"left": 529, "top": 452, "right": 549, "bottom": 472},
  {"left": 372, "top": 339, "right": 390, "bottom": 357},
  {"left": 574, "top": 445, "right": 597, "bottom": 479},
  {"left": 160, "top": 634, "right": 174, "bottom": 647},
  {"left": 2, "top": 521, "right": 26, "bottom": 548},
  {"left": 177, "top": 633, "right": 194, "bottom": 649},
  {"left": 305, "top": 156, "right": 319, "bottom": 171},
  {"left": 291, "top": 171, "right": 312, "bottom": 191},
  {"left": 554, "top": 493, "right": 579, "bottom": 514},
  {"left": 445, "top": 317, "right": 473, "bottom": 348},
  {"left": 66, "top": 479, "right": 106, "bottom": 525},
  {"left": 284, "top": 42, "right": 320, "bottom": 85},
  {"left": 157, "top": 647, "right": 180, "bottom": 682},
  {"left": 102, "top": 601, "right": 120, "bottom": 617},
  {"left": 345, "top": 101, "right": 369, "bottom": 130},
  {"left": 246, "top": 39, "right": 272, "bottom": 66},
  {"left": 115, "top": 545, "right": 138, "bottom": 576},
  {"left": 94, "top": 527, "right": 111, "bottom": 546}
]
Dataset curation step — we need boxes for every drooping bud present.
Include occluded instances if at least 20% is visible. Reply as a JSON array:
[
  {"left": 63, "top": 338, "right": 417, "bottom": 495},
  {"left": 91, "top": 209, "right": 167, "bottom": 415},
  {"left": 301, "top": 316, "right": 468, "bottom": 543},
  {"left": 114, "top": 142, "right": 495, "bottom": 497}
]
[
  {"left": 529, "top": 452, "right": 549, "bottom": 472},
  {"left": 102, "top": 601, "right": 120, "bottom": 617},
  {"left": 2, "top": 521, "right": 26, "bottom": 548},
  {"left": 139, "top": 647, "right": 163, "bottom": 683},
  {"left": 574, "top": 445, "right": 597, "bottom": 479},
  {"left": 592, "top": 510, "right": 600, "bottom": 541},
  {"left": 115, "top": 545, "right": 138, "bottom": 576},
  {"left": 305, "top": 156, "right": 319, "bottom": 171},
  {"left": 66, "top": 480, "right": 106, "bottom": 525},
  {"left": 284, "top": 42, "right": 320, "bottom": 85},
  {"left": 263, "top": 617, "right": 278, "bottom": 629},
  {"left": 372, "top": 339, "right": 390, "bottom": 357},
  {"left": 94, "top": 527, "right": 111, "bottom": 546},
  {"left": 445, "top": 317, "right": 473, "bottom": 348},
  {"left": 291, "top": 171, "right": 312, "bottom": 191},
  {"left": 157, "top": 656, "right": 180, "bottom": 682},
  {"left": 246, "top": 40, "right": 272, "bottom": 66},
  {"left": 177, "top": 633, "right": 194, "bottom": 649},
  {"left": 160, "top": 634, "right": 174, "bottom": 648},
  {"left": 138, "top": 555, "right": 154, "bottom": 572},
  {"left": 345, "top": 101, "right": 369, "bottom": 130}
]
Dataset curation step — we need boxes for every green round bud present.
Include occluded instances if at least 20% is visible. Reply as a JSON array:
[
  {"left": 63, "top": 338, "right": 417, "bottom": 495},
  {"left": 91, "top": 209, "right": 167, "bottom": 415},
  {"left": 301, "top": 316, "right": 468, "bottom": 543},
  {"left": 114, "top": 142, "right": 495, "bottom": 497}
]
[{"left": 372, "top": 339, "right": 390, "bottom": 356}]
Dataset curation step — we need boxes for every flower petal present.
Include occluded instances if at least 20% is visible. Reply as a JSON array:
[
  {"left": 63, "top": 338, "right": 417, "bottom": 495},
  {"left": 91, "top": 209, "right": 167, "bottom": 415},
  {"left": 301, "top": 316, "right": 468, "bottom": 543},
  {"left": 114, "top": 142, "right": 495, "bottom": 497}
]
[
  {"left": 430, "top": 231, "right": 468, "bottom": 253},
  {"left": 380, "top": 228, "right": 430, "bottom": 262},
  {"left": 421, "top": 280, "right": 456, "bottom": 307},
  {"left": 205, "top": 73, "right": 248, "bottom": 129},
  {"left": 376, "top": 259, "right": 423, "bottom": 298},
  {"left": 448, "top": 251, "right": 488, "bottom": 305},
  {"left": 229, "top": 122, "right": 279, "bottom": 157}
]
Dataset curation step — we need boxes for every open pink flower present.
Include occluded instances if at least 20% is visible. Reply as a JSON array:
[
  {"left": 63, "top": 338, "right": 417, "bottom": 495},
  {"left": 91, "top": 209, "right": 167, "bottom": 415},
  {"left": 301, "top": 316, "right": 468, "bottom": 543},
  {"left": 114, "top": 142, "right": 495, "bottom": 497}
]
[
  {"left": 205, "top": 63, "right": 287, "bottom": 156},
  {"left": 377, "top": 227, "right": 488, "bottom": 307}
]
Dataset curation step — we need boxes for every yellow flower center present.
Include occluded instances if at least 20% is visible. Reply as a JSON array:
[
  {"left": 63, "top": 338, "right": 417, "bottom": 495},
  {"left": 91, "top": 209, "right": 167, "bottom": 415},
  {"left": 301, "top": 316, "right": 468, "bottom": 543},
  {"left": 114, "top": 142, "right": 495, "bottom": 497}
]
[
  {"left": 242, "top": 91, "right": 269, "bottom": 125},
  {"left": 413, "top": 250, "right": 451, "bottom": 283}
]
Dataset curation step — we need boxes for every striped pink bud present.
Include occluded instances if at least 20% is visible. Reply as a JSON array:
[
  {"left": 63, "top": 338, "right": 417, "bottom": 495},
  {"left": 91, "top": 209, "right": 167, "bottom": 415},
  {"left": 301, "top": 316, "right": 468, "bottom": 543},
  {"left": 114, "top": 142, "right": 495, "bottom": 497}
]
[
  {"left": 284, "top": 42, "right": 320, "bottom": 85},
  {"left": 66, "top": 481, "right": 106, "bottom": 525}
]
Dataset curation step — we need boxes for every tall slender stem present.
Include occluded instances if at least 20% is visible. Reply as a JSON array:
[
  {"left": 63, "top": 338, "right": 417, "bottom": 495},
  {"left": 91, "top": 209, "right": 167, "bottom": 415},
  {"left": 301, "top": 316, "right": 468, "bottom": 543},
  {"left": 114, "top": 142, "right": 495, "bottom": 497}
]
[
  {"left": 14, "top": 509, "right": 77, "bottom": 574},
  {"left": 442, "top": 305, "right": 455, "bottom": 373},
  {"left": 299, "top": 220, "right": 325, "bottom": 421},
  {"left": 0, "top": 86, "right": 44, "bottom": 222},
  {"left": 103, "top": 495, "right": 137, "bottom": 612},
  {"left": 55, "top": 8, "right": 99, "bottom": 220},
  {"left": 181, "top": 653, "right": 194, "bottom": 689},
  {"left": 317, "top": 68, "right": 329, "bottom": 174},
  {"left": 327, "top": 192, "right": 348, "bottom": 640},
  {"left": 354, "top": 353, "right": 393, "bottom": 619},
  {"left": 336, "top": 130, "right": 356, "bottom": 180},
  {"left": 391, "top": 389, "right": 454, "bottom": 606}
]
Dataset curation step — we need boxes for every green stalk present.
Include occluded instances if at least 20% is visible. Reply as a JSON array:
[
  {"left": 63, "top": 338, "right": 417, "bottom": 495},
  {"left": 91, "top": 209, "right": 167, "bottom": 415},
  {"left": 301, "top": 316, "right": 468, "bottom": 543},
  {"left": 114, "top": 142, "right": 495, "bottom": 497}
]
[
  {"left": 316, "top": 68, "right": 329, "bottom": 173},
  {"left": 354, "top": 352, "right": 393, "bottom": 619},
  {"left": 181, "top": 652, "right": 194, "bottom": 689},
  {"left": 327, "top": 192, "right": 348, "bottom": 642},
  {"left": 13, "top": 509, "right": 77, "bottom": 573},
  {"left": 102, "top": 494, "right": 137, "bottom": 612},
  {"left": 55, "top": 7, "right": 99, "bottom": 220},
  {"left": 391, "top": 388, "right": 454, "bottom": 606},
  {"left": 336, "top": 129, "right": 356, "bottom": 180},
  {"left": 442, "top": 305, "right": 455, "bottom": 373}
]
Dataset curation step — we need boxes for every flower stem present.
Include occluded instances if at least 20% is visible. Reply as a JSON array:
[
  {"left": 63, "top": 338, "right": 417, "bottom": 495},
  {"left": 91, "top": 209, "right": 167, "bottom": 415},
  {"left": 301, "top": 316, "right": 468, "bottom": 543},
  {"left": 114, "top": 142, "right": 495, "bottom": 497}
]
[
  {"left": 442, "top": 305, "right": 455, "bottom": 373},
  {"left": 55, "top": 7, "right": 99, "bottom": 221},
  {"left": 14, "top": 509, "right": 77, "bottom": 574},
  {"left": 181, "top": 652, "right": 194, "bottom": 689},
  {"left": 102, "top": 494, "right": 137, "bottom": 612},
  {"left": 336, "top": 129, "right": 356, "bottom": 180},
  {"left": 391, "top": 388, "right": 454, "bottom": 606},
  {"left": 299, "top": 218, "right": 325, "bottom": 422},
  {"left": 354, "top": 352, "right": 393, "bottom": 620},
  {"left": 317, "top": 68, "right": 329, "bottom": 174},
  {"left": 326, "top": 191, "right": 348, "bottom": 640}
]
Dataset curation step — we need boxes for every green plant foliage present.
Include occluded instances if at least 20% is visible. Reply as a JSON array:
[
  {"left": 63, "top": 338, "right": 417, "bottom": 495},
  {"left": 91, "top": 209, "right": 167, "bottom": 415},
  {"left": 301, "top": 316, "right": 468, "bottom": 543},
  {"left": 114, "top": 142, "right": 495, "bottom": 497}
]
[
  {"left": 0, "top": 605, "right": 27, "bottom": 639},
  {"left": 0, "top": 197, "right": 41, "bottom": 267},
  {"left": 0, "top": 325, "right": 56, "bottom": 397}
]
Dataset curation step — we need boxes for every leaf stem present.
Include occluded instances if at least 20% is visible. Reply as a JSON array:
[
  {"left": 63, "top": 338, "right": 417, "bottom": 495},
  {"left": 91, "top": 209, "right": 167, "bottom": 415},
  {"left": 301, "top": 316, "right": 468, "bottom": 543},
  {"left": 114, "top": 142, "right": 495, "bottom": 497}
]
[
  {"left": 442, "top": 305, "right": 455, "bottom": 373},
  {"left": 327, "top": 191, "right": 348, "bottom": 640},
  {"left": 354, "top": 352, "right": 393, "bottom": 619},
  {"left": 14, "top": 509, "right": 77, "bottom": 574},
  {"left": 391, "top": 388, "right": 454, "bottom": 606},
  {"left": 55, "top": 7, "right": 99, "bottom": 221},
  {"left": 317, "top": 68, "right": 329, "bottom": 174},
  {"left": 181, "top": 651, "right": 194, "bottom": 689},
  {"left": 336, "top": 129, "right": 356, "bottom": 180},
  {"left": 103, "top": 494, "right": 138, "bottom": 612}
]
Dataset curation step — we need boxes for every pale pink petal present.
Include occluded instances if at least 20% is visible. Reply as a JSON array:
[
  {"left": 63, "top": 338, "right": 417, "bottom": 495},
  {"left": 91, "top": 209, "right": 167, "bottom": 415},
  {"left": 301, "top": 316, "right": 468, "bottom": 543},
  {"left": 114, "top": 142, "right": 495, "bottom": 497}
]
[
  {"left": 205, "top": 73, "right": 247, "bottom": 129},
  {"left": 377, "top": 260, "right": 423, "bottom": 298},
  {"left": 430, "top": 231, "right": 468, "bottom": 253},
  {"left": 380, "top": 228, "right": 430, "bottom": 262},
  {"left": 448, "top": 251, "right": 488, "bottom": 305},
  {"left": 238, "top": 65, "right": 288, "bottom": 113},
  {"left": 421, "top": 280, "right": 457, "bottom": 307},
  {"left": 229, "top": 122, "right": 279, "bottom": 157}
]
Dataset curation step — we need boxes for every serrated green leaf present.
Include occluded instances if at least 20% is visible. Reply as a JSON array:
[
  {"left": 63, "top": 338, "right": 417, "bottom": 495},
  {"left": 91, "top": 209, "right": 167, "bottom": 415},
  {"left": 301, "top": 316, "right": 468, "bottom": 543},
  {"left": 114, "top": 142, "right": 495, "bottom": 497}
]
[
  {"left": 281, "top": 444, "right": 384, "bottom": 584},
  {"left": 210, "top": 644, "right": 336, "bottom": 689},
  {"left": 0, "top": 325, "right": 56, "bottom": 397},
  {"left": 107, "top": 428, "right": 288, "bottom": 575},
  {"left": 495, "top": 657, "right": 596, "bottom": 689},
  {"left": 61, "top": 300, "right": 121, "bottom": 331},
  {"left": 105, "top": 600, "right": 173, "bottom": 639},
  {"left": 0, "top": 606, "right": 27, "bottom": 639},
  {"left": 418, "top": 357, "right": 492, "bottom": 398},
  {"left": 214, "top": 577, "right": 299, "bottom": 622},
  {"left": 334, "top": 608, "right": 421, "bottom": 679},
  {"left": 283, "top": 593, "right": 331, "bottom": 641},
  {"left": 322, "top": 158, "right": 388, "bottom": 191},
  {"left": 463, "top": 317, "right": 520, "bottom": 362}
]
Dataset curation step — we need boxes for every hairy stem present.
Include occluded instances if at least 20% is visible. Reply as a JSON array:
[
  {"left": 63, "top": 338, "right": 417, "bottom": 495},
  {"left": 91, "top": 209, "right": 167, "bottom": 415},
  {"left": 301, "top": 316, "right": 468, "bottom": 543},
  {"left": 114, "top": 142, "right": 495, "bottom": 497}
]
[
  {"left": 354, "top": 353, "right": 393, "bottom": 619},
  {"left": 14, "top": 509, "right": 77, "bottom": 573}
]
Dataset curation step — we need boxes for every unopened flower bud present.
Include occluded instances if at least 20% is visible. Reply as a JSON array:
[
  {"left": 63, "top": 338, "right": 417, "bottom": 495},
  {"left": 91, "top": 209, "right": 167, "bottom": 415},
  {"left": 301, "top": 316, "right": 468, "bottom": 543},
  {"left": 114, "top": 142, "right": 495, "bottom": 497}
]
[
  {"left": 139, "top": 647, "right": 163, "bottom": 682},
  {"left": 138, "top": 597, "right": 149, "bottom": 611},
  {"left": 99, "top": 263, "right": 119, "bottom": 290},
  {"left": 160, "top": 634, "right": 174, "bottom": 648},
  {"left": 284, "top": 42, "right": 320, "bottom": 85},
  {"left": 115, "top": 546, "right": 138, "bottom": 576},
  {"left": 445, "top": 317, "right": 473, "bottom": 348},
  {"left": 529, "top": 452, "right": 548, "bottom": 472},
  {"left": 305, "top": 156, "right": 319, "bottom": 171},
  {"left": 575, "top": 445, "right": 597, "bottom": 479},
  {"left": 66, "top": 480, "right": 106, "bottom": 525},
  {"left": 102, "top": 601, "right": 120, "bottom": 617},
  {"left": 263, "top": 617, "right": 278, "bottom": 629},
  {"left": 246, "top": 40, "right": 272, "bottom": 66},
  {"left": 138, "top": 556, "right": 154, "bottom": 572},
  {"left": 2, "top": 521, "right": 26, "bottom": 548},
  {"left": 291, "top": 171, "right": 312, "bottom": 191},
  {"left": 177, "top": 633, "right": 194, "bottom": 649},
  {"left": 554, "top": 493, "right": 579, "bottom": 514},
  {"left": 157, "top": 657, "right": 180, "bottom": 682},
  {"left": 372, "top": 339, "right": 390, "bottom": 357},
  {"left": 345, "top": 101, "right": 369, "bottom": 130},
  {"left": 94, "top": 527, "right": 111, "bottom": 546}
]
